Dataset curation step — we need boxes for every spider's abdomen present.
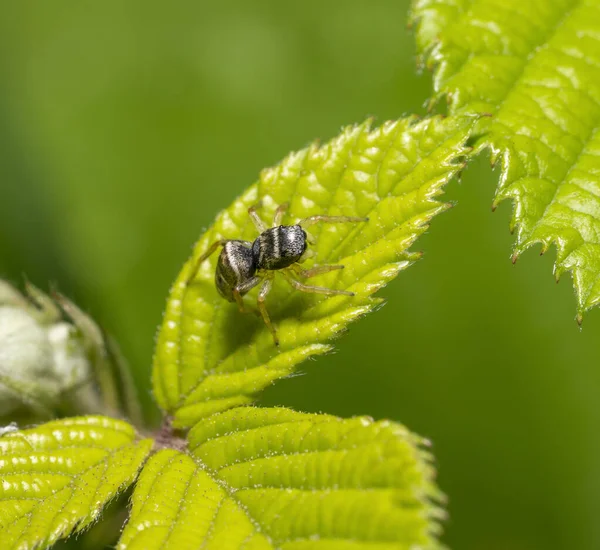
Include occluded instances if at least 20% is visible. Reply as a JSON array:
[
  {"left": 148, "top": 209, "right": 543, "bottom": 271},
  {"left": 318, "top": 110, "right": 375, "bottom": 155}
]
[
  {"left": 215, "top": 240, "right": 256, "bottom": 301},
  {"left": 253, "top": 225, "right": 307, "bottom": 271}
]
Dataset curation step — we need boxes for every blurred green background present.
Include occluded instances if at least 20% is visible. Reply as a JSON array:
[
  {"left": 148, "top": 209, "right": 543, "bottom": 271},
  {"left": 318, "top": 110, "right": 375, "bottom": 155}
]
[{"left": 2, "top": 2, "right": 600, "bottom": 549}]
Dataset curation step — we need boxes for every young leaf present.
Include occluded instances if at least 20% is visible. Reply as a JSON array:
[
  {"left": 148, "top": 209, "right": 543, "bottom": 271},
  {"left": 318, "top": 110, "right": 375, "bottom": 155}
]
[
  {"left": 411, "top": 0, "right": 600, "bottom": 317},
  {"left": 118, "top": 407, "right": 442, "bottom": 550},
  {"left": 153, "top": 115, "right": 473, "bottom": 426},
  {"left": 0, "top": 416, "right": 152, "bottom": 549}
]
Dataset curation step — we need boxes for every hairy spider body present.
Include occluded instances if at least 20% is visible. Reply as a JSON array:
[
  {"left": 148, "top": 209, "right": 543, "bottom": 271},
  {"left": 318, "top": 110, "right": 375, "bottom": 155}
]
[
  {"left": 253, "top": 225, "right": 308, "bottom": 270},
  {"left": 187, "top": 202, "right": 368, "bottom": 346},
  {"left": 215, "top": 240, "right": 255, "bottom": 302}
]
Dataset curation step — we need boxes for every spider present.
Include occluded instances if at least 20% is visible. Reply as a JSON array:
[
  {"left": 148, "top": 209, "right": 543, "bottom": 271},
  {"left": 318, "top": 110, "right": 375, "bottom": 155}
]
[{"left": 186, "top": 202, "right": 368, "bottom": 345}]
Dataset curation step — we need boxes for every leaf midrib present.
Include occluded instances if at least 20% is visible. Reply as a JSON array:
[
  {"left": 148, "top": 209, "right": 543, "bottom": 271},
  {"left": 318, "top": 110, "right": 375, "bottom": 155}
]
[{"left": 193, "top": 454, "right": 276, "bottom": 549}]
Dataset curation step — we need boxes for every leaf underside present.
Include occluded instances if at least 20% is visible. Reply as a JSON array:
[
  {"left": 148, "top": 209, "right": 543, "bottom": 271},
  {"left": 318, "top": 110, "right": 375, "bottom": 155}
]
[
  {"left": 152, "top": 115, "right": 473, "bottom": 427},
  {"left": 0, "top": 416, "right": 151, "bottom": 549},
  {"left": 411, "top": 0, "right": 600, "bottom": 317},
  {"left": 118, "top": 407, "right": 443, "bottom": 550}
]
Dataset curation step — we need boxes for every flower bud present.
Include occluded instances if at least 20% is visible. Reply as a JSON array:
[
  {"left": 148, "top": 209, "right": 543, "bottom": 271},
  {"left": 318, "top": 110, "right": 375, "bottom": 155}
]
[
  {"left": 0, "top": 305, "right": 62, "bottom": 415},
  {"left": 0, "top": 281, "right": 93, "bottom": 418}
]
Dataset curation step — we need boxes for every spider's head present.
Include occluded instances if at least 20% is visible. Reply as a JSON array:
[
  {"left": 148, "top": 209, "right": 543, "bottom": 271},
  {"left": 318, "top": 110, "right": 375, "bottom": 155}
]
[
  {"left": 280, "top": 225, "right": 307, "bottom": 260},
  {"left": 254, "top": 225, "right": 308, "bottom": 270}
]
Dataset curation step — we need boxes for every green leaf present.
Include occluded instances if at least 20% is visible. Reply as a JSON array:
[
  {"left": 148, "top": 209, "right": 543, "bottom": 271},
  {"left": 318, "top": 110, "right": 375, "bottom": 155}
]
[
  {"left": 411, "top": 0, "right": 600, "bottom": 317},
  {"left": 118, "top": 407, "right": 442, "bottom": 550},
  {"left": 152, "top": 115, "right": 473, "bottom": 426},
  {"left": 0, "top": 416, "right": 152, "bottom": 549}
]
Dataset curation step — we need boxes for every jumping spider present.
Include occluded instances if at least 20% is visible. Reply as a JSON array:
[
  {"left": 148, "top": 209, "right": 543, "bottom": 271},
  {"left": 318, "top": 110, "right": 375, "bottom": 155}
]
[{"left": 186, "top": 202, "right": 368, "bottom": 345}]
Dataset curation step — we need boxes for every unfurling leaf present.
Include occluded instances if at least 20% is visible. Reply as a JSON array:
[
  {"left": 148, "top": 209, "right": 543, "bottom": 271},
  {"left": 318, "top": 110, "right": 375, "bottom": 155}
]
[
  {"left": 0, "top": 416, "right": 152, "bottom": 548},
  {"left": 119, "top": 407, "right": 442, "bottom": 550},
  {"left": 152, "top": 115, "right": 473, "bottom": 427},
  {"left": 412, "top": 0, "right": 600, "bottom": 317}
]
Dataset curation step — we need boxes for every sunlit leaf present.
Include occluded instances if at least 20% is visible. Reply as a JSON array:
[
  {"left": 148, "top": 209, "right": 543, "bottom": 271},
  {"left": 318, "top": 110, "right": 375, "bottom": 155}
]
[
  {"left": 118, "top": 407, "right": 442, "bottom": 550},
  {"left": 0, "top": 416, "right": 151, "bottom": 549},
  {"left": 152, "top": 115, "right": 473, "bottom": 426},
  {"left": 411, "top": 0, "right": 600, "bottom": 318}
]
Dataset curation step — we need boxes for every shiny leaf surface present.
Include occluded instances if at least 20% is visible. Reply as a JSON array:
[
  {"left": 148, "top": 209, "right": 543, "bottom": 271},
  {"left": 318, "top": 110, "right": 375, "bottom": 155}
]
[
  {"left": 412, "top": 0, "right": 600, "bottom": 317},
  {"left": 118, "top": 407, "right": 442, "bottom": 550},
  {"left": 152, "top": 115, "right": 473, "bottom": 426},
  {"left": 0, "top": 416, "right": 152, "bottom": 549}
]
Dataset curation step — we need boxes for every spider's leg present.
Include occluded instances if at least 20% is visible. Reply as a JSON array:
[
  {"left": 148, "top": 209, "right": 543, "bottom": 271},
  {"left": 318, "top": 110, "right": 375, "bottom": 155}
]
[
  {"left": 248, "top": 202, "right": 268, "bottom": 233},
  {"left": 282, "top": 271, "right": 354, "bottom": 296},
  {"left": 293, "top": 264, "right": 345, "bottom": 279},
  {"left": 186, "top": 239, "right": 229, "bottom": 286},
  {"left": 233, "top": 276, "right": 262, "bottom": 313},
  {"left": 299, "top": 214, "right": 369, "bottom": 228},
  {"left": 257, "top": 275, "right": 278, "bottom": 346},
  {"left": 272, "top": 203, "right": 289, "bottom": 227}
]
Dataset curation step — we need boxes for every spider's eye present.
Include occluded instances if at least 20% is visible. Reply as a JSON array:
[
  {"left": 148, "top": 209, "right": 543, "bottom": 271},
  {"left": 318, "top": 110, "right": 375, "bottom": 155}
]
[{"left": 301, "top": 230, "right": 308, "bottom": 252}]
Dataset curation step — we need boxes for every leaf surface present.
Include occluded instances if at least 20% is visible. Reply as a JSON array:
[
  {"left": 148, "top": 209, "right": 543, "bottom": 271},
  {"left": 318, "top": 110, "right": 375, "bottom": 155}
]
[
  {"left": 118, "top": 407, "right": 442, "bottom": 550},
  {"left": 412, "top": 0, "right": 600, "bottom": 316},
  {"left": 0, "top": 416, "right": 152, "bottom": 549},
  {"left": 152, "top": 115, "right": 473, "bottom": 425}
]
